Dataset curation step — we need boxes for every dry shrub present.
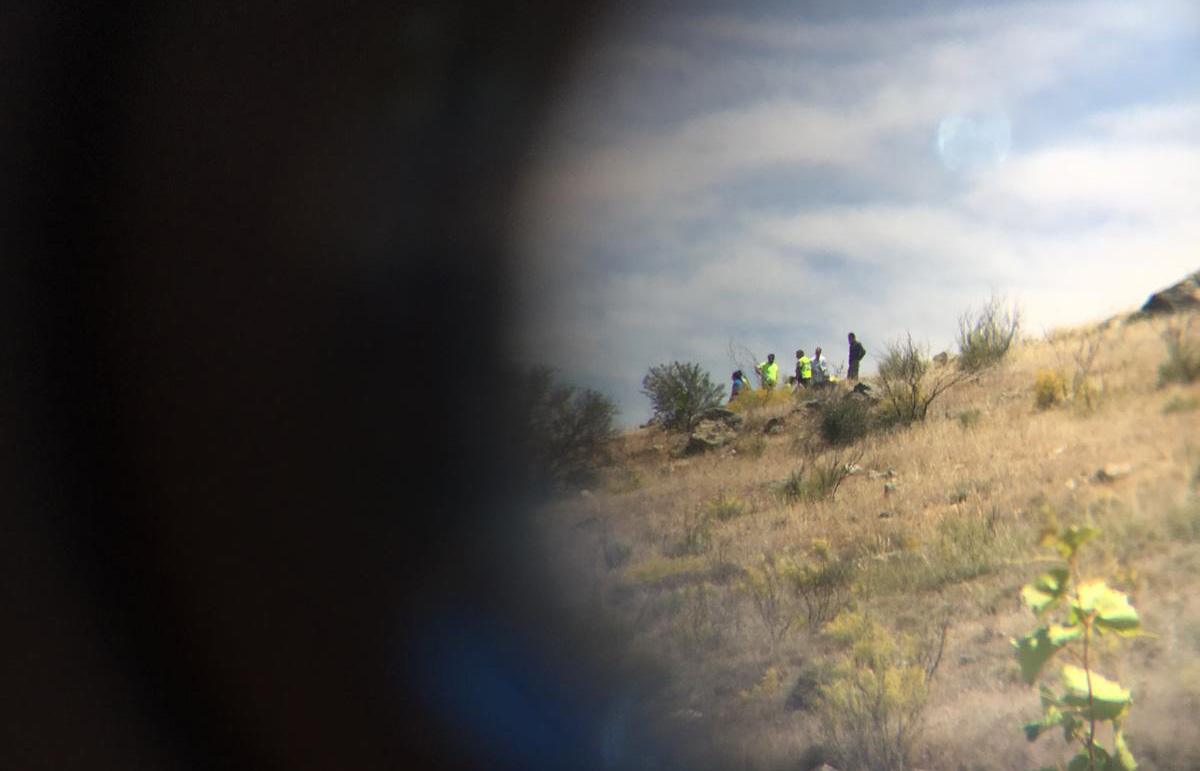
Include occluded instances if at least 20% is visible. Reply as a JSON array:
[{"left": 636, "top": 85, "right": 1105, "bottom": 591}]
[
  {"left": 1034, "top": 369, "right": 1067, "bottom": 410},
  {"left": 876, "top": 334, "right": 967, "bottom": 424},
  {"left": 1159, "top": 314, "right": 1200, "bottom": 385},
  {"left": 957, "top": 294, "right": 1021, "bottom": 372},
  {"left": 817, "top": 611, "right": 935, "bottom": 771}
]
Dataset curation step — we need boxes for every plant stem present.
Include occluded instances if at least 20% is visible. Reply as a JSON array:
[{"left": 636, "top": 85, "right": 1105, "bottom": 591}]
[{"left": 1071, "top": 554, "right": 1097, "bottom": 768}]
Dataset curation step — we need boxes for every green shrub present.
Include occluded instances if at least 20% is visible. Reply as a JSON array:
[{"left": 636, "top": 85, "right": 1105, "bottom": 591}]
[
  {"left": 1163, "top": 393, "right": 1200, "bottom": 414},
  {"left": 522, "top": 366, "right": 619, "bottom": 486},
  {"left": 818, "top": 395, "right": 875, "bottom": 446},
  {"left": 778, "top": 449, "right": 860, "bottom": 504},
  {"left": 740, "top": 552, "right": 799, "bottom": 645},
  {"left": 604, "top": 539, "right": 633, "bottom": 569},
  {"left": 641, "top": 361, "right": 725, "bottom": 431},
  {"left": 790, "top": 548, "right": 855, "bottom": 631},
  {"left": 707, "top": 493, "right": 745, "bottom": 522},
  {"left": 1034, "top": 369, "right": 1068, "bottom": 410},
  {"left": 956, "top": 407, "right": 982, "bottom": 428},
  {"left": 778, "top": 469, "right": 807, "bottom": 504},
  {"left": 1166, "top": 499, "right": 1200, "bottom": 541},
  {"left": 876, "top": 334, "right": 967, "bottom": 424},
  {"left": 1158, "top": 314, "right": 1200, "bottom": 385},
  {"left": 957, "top": 295, "right": 1021, "bottom": 372}
]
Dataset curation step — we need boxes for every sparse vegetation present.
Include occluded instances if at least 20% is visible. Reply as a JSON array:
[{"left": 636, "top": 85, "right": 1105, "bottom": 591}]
[
  {"left": 817, "top": 610, "right": 937, "bottom": 771},
  {"left": 778, "top": 448, "right": 861, "bottom": 503},
  {"left": 536, "top": 306, "right": 1200, "bottom": 771},
  {"left": 1158, "top": 313, "right": 1200, "bottom": 385},
  {"left": 957, "top": 294, "right": 1021, "bottom": 371},
  {"left": 875, "top": 333, "right": 967, "bottom": 424},
  {"left": 642, "top": 360, "right": 725, "bottom": 430},
  {"left": 707, "top": 492, "right": 746, "bottom": 522},
  {"left": 1163, "top": 393, "right": 1199, "bottom": 414},
  {"left": 1034, "top": 368, "right": 1068, "bottom": 409}
]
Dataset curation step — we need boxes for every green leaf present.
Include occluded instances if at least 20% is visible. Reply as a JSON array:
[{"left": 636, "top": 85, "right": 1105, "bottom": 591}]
[
  {"left": 1013, "top": 625, "right": 1077, "bottom": 685},
  {"left": 1056, "top": 525, "right": 1101, "bottom": 559},
  {"left": 1024, "top": 696, "right": 1081, "bottom": 743},
  {"left": 1061, "top": 665, "right": 1132, "bottom": 720},
  {"left": 1022, "top": 567, "right": 1071, "bottom": 615},
  {"left": 1114, "top": 728, "right": 1137, "bottom": 770},
  {"left": 1075, "top": 580, "right": 1142, "bottom": 636},
  {"left": 1067, "top": 746, "right": 1115, "bottom": 771}
]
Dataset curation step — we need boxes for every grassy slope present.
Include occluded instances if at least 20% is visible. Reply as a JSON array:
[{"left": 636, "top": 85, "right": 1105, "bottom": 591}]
[{"left": 540, "top": 311, "right": 1200, "bottom": 771}]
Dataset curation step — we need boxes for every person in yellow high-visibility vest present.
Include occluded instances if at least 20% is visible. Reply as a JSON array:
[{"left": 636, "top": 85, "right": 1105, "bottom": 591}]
[
  {"left": 755, "top": 353, "right": 778, "bottom": 390},
  {"left": 794, "top": 349, "right": 812, "bottom": 389}
]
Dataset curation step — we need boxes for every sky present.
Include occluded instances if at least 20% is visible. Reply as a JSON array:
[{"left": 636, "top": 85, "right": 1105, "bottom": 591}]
[{"left": 510, "top": 0, "right": 1200, "bottom": 427}]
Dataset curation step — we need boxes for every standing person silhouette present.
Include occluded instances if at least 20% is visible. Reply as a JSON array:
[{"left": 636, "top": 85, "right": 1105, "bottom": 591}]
[{"left": 848, "top": 333, "right": 867, "bottom": 381}]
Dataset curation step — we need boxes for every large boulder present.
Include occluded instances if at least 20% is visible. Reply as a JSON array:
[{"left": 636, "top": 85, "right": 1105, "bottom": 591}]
[
  {"left": 684, "top": 419, "right": 737, "bottom": 455},
  {"left": 1141, "top": 269, "right": 1200, "bottom": 314}
]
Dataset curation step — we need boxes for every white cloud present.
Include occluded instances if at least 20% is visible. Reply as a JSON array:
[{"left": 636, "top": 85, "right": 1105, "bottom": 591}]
[{"left": 511, "top": 0, "right": 1200, "bottom": 424}]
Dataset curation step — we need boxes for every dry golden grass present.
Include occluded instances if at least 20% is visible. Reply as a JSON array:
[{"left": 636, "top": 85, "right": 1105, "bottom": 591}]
[{"left": 540, "top": 311, "right": 1200, "bottom": 771}]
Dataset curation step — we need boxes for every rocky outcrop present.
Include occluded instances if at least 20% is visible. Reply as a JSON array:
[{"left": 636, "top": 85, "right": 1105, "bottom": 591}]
[
  {"left": 694, "top": 407, "right": 744, "bottom": 428},
  {"left": 684, "top": 419, "right": 738, "bottom": 455},
  {"left": 1141, "top": 269, "right": 1200, "bottom": 314}
]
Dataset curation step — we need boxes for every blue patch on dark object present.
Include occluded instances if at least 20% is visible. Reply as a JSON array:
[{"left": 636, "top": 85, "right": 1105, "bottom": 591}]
[{"left": 409, "top": 613, "right": 603, "bottom": 771}]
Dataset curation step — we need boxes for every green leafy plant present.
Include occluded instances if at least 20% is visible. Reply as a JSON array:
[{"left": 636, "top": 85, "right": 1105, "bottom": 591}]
[
  {"left": 641, "top": 361, "right": 725, "bottom": 431},
  {"left": 957, "top": 294, "right": 1021, "bottom": 372},
  {"left": 1013, "top": 524, "right": 1143, "bottom": 770}
]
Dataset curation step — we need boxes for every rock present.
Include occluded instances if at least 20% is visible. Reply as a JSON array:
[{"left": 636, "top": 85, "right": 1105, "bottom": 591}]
[
  {"left": 670, "top": 708, "right": 703, "bottom": 722},
  {"left": 695, "top": 407, "right": 744, "bottom": 428},
  {"left": 884, "top": 482, "right": 898, "bottom": 495},
  {"left": 801, "top": 399, "right": 822, "bottom": 411},
  {"left": 763, "top": 416, "right": 786, "bottom": 435},
  {"left": 845, "top": 464, "right": 863, "bottom": 475},
  {"left": 879, "top": 510, "right": 895, "bottom": 519},
  {"left": 579, "top": 489, "right": 592, "bottom": 499},
  {"left": 1141, "top": 269, "right": 1200, "bottom": 315},
  {"left": 1094, "top": 462, "right": 1133, "bottom": 482},
  {"left": 684, "top": 419, "right": 737, "bottom": 455},
  {"left": 811, "top": 764, "right": 841, "bottom": 771}
]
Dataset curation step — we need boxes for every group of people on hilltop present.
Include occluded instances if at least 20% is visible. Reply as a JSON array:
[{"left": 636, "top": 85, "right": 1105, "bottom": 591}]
[{"left": 730, "top": 332, "right": 866, "bottom": 403}]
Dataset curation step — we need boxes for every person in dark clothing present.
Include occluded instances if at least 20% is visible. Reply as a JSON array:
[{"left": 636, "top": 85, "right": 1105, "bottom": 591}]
[{"left": 848, "top": 333, "right": 867, "bottom": 380}]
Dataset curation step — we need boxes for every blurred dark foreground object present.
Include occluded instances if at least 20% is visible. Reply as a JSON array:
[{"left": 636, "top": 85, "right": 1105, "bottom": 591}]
[{"left": 0, "top": 2, "right": 679, "bottom": 769}]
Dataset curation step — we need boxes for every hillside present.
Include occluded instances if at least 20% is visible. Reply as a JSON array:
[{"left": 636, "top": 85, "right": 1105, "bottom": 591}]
[{"left": 537, "top": 309, "right": 1200, "bottom": 771}]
